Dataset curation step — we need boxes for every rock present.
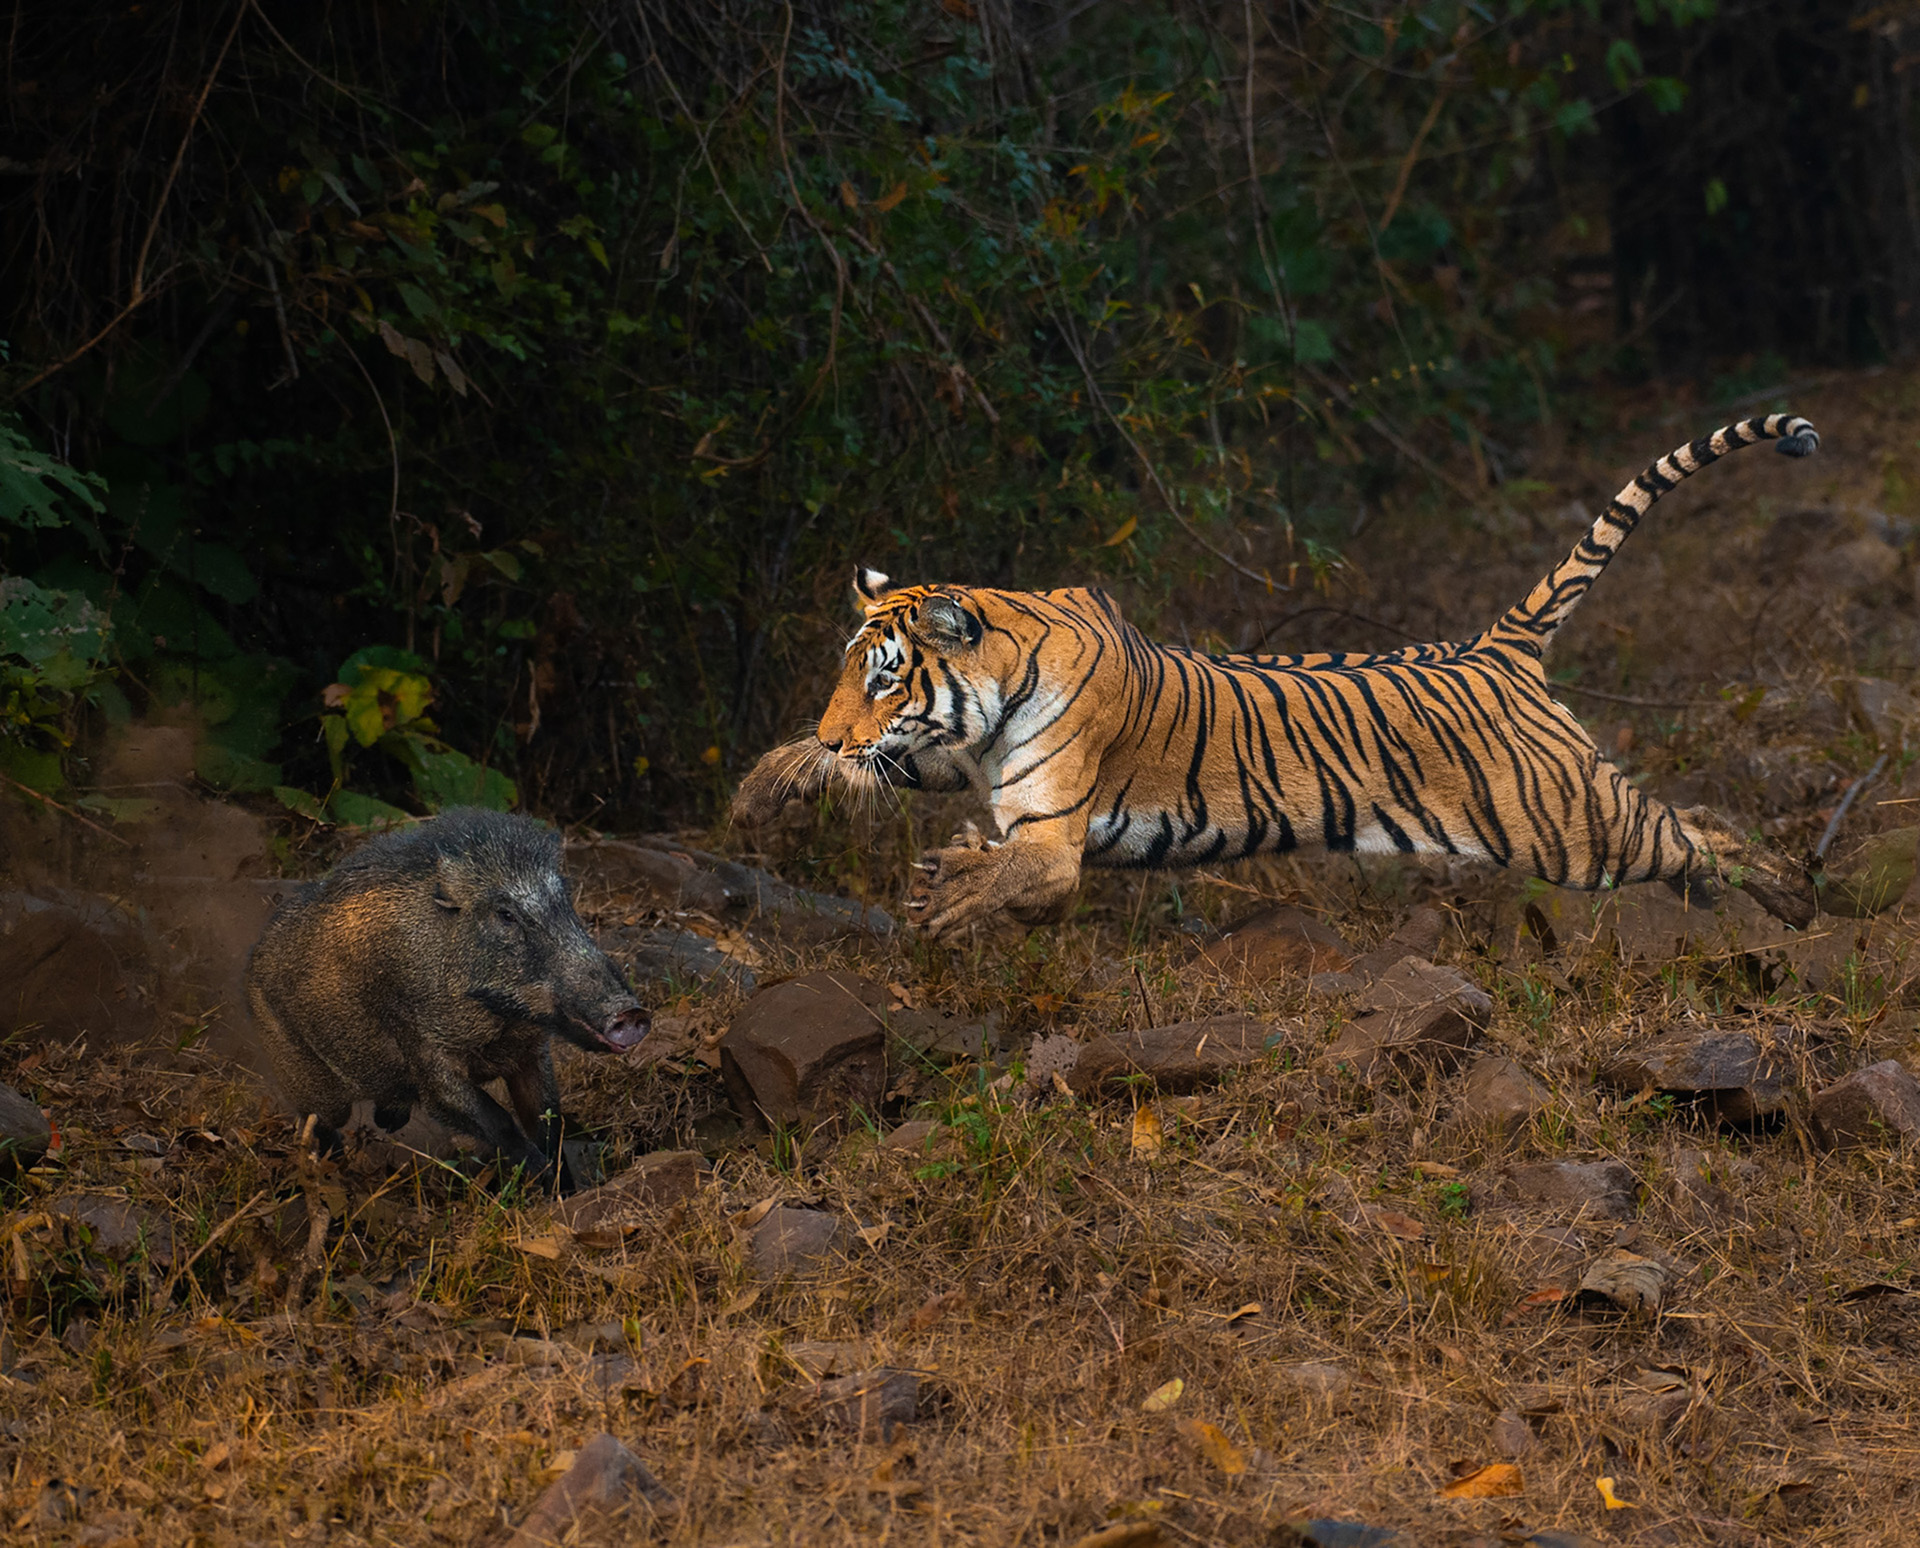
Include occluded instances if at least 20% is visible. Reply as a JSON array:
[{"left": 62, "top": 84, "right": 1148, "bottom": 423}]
[
  {"left": 783, "top": 1340, "right": 869, "bottom": 1378},
  {"left": 1820, "top": 827, "right": 1920, "bottom": 917},
  {"left": 750, "top": 1207, "right": 845, "bottom": 1275},
  {"left": 1847, "top": 677, "right": 1920, "bottom": 746},
  {"left": 602, "top": 926, "right": 755, "bottom": 991},
  {"left": 1664, "top": 1148, "right": 1741, "bottom": 1225},
  {"left": 1065, "top": 1015, "right": 1287, "bottom": 1096},
  {"left": 554, "top": 1151, "right": 707, "bottom": 1240},
  {"left": 1197, "top": 906, "right": 1353, "bottom": 981},
  {"left": 1023, "top": 1034, "right": 1083, "bottom": 1095},
  {"left": 0, "top": 1083, "right": 51, "bottom": 1175},
  {"left": 1345, "top": 905, "right": 1446, "bottom": 982},
  {"left": 0, "top": 888, "right": 162, "bottom": 1044},
  {"left": 815, "top": 1367, "right": 919, "bottom": 1438},
  {"left": 1452, "top": 1055, "right": 1551, "bottom": 1137},
  {"left": 1321, "top": 958, "right": 1491, "bottom": 1083},
  {"left": 1807, "top": 534, "right": 1902, "bottom": 596},
  {"left": 1599, "top": 1024, "right": 1812, "bottom": 1123},
  {"left": 43, "top": 1193, "right": 175, "bottom": 1268},
  {"left": 1810, "top": 1060, "right": 1920, "bottom": 1149},
  {"left": 719, "top": 971, "right": 890, "bottom": 1129},
  {"left": 1573, "top": 1249, "right": 1670, "bottom": 1314},
  {"left": 502, "top": 1432, "right": 673, "bottom": 1547},
  {"left": 1272, "top": 1521, "right": 1401, "bottom": 1548},
  {"left": 1485, "top": 1160, "right": 1637, "bottom": 1221},
  {"left": 573, "top": 838, "right": 732, "bottom": 913},
  {"left": 890, "top": 1007, "right": 995, "bottom": 1061}
]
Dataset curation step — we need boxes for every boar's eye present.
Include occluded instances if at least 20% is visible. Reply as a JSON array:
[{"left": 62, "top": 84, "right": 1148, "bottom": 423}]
[
  {"left": 433, "top": 887, "right": 459, "bottom": 912},
  {"left": 494, "top": 903, "right": 518, "bottom": 928}
]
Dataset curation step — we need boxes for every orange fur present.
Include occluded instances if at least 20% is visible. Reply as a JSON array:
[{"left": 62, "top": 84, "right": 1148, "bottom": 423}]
[{"left": 734, "top": 417, "right": 1821, "bottom": 937}]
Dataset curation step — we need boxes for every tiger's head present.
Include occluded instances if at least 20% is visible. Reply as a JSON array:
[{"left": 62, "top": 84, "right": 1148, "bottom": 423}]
[{"left": 815, "top": 565, "right": 995, "bottom": 774}]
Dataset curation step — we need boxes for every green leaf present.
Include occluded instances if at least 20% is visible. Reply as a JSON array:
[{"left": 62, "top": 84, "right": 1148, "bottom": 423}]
[
  {"left": 1292, "top": 319, "right": 1335, "bottom": 364},
  {"left": 1605, "top": 39, "right": 1643, "bottom": 90},
  {"left": 0, "top": 578, "right": 111, "bottom": 668},
  {"left": 328, "top": 790, "right": 413, "bottom": 829},
  {"left": 0, "top": 413, "right": 106, "bottom": 529},
  {"left": 412, "top": 747, "right": 517, "bottom": 812},
  {"left": 274, "top": 785, "right": 330, "bottom": 823}
]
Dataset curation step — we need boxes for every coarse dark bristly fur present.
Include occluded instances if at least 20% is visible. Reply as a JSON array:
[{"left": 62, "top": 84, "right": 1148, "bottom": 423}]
[
  {"left": 733, "top": 415, "right": 1822, "bottom": 938},
  {"left": 245, "top": 808, "right": 649, "bottom": 1185}
]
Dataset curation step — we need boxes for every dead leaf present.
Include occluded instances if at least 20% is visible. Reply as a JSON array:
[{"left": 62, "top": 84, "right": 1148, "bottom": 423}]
[
  {"left": 1491, "top": 1409, "right": 1535, "bottom": 1457},
  {"left": 1595, "top": 1475, "right": 1636, "bottom": 1509},
  {"left": 1065, "top": 1523, "right": 1164, "bottom": 1548},
  {"left": 540, "top": 1449, "right": 576, "bottom": 1479},
  {"left": 1140, "top": 1377, "right": 1184, "bottom": 1412},
  {"left": 514, "top": 1237, "right": 563, "bottom": 1261},
  {"left": 900, "top": 1289, "right": 966, "bottom": 1333},
  {"left": 1051, "top": 1070, "right": 1075, "bottom": 1100},
  {"left": 1103, "top": 514, "right": 1139, "bottom": 547},
  {"left": 873, "top": 180, "right": 910, "bottom": 213},
  {"left": 1223, "top": 1302, "right": 1262, "bottom": 1324},
  {"left": 887, "top": 981, "right": 917, "bottom": 1010},
  {"left": 199, "top": 1441, "right": 231, "bottom": 1470},
  {"left": 731, "top": 1197, "right": 781, "bottom": 1231},
  {"left": 1131, "top": 1105, "right": 1164, "bottom": 1160},
  {"left": 1411, "top": 1160, "right": 1461, "bottom": 1179},
  {"left": 1365, "top": 1206, "right": 1426, "bottom": 1241},
  {"left": 721, "top": 1287, "right": 761, "bottom": 1317},
  {"left": 1441, "top": 1462, "right": 1524, "bottom": 1499},
  {"left": 857, "top": 1221, "right": 891, "bottom": 1249},
  {"left": 838, "top": 180, "right": 860, "bottom": 208},
  {"left": 1177, "top": 1418, "right": 1246, "bottom": 1475}
]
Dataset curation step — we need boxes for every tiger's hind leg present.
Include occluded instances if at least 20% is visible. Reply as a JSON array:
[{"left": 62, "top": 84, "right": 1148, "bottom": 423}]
[{"left": 1672, "top": 806, "right": 1816, "bottom": 929}]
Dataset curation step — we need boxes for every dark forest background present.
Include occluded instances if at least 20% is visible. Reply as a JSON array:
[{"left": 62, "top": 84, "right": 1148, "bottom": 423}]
[{"left": 3, "top": 0, "right": 1917, "bottom": 830}]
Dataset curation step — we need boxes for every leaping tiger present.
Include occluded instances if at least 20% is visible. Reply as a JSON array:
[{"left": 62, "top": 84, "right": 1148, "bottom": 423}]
[{"left": 732, "top": 414, "right": 1821, "bottom": 938}]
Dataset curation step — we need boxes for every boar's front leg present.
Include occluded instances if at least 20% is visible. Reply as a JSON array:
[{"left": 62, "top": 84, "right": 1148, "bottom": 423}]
[
  {"left": 413, "top": 1048, "right": 551, "bottom": 1181},
  {"left": 505, "top": 1046, "right": 569, "bottom": 1188}
]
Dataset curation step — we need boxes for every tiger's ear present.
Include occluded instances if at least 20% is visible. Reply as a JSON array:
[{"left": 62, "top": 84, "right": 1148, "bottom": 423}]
[
  {"left": 853, "top": 565, "right": 892, "bottom": 603},
  {"left": 914, "top": 594, "right": 983, "bottom": 649}
]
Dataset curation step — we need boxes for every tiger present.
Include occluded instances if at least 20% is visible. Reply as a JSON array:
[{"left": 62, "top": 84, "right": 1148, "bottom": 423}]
[{"left": 730, "top": 414, "right": 1822, "bottom": 939}]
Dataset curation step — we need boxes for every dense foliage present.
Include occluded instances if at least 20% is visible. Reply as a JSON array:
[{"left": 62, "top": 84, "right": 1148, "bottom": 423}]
[{"left": 0, "top": 0, "right": 1904, "bottom": 824}]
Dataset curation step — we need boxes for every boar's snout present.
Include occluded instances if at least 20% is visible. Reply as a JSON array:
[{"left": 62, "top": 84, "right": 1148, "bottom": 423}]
[{"left": 598, "top": 1006, "right": 651, "bottom": 1051}]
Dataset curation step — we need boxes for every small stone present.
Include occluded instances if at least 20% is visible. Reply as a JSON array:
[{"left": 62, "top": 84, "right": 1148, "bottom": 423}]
[
  {"left": 1276, "top": 1361, "right": 1353, "bottom": 1399},
  {"left": 1491, "top": 1408, "right": 1536, "bottom": 1458},
  {"left": 1664, "top": 1147, "right": 1740, "bottom": 1225},
  {"left": 750, "top": 1207, "right": 845, "bottom": 1276},
  {"left": 815, "top": 1366, "right": 918, "bottom": 1438},
  {"left": 1321, "top": 958, "right": 1491, "bottom": 1084},
  {"left": 1811, "top": 1060, "right": 1920, "bottom": 1150},
  {"left": 501, "top": 1432, "right": 673, "bottom": 1547},
  {"left": 1453, "top": 1054, "right": 1551, "bottom": 1136},
  {"left": 44, "top": 1193, "right": 175, "bottom": 1267},
  {"left": 1065, "top": 1015, "right": 1289, "bottom": 1096},
  {"left": 1345, "top": 905, "right": 1446, "bottom": 982},
  {"left": 554, "top": 1151, "right": 708, "bottom": 1239},
  {"left": 0, "top": 1083, "right": 51, "bottom": 1175},
  {"left": 890, "top": 1007, "right": 994, "bottom": 1061},
  {"left": 784, "top": 1339, "right": 869, "bottom": 1378},
  {"left": 1487, "top": 1160, "right": 1637, "bottom": 1221},
  {"left": 1808, "top": 534, "right": 1902, "bottom": 596},
  {"left": 1572, "top": 1249, "right": 1670, "bottom": 1313},
  {"left": 1022, "top": 1034, "right": 1082, "bottom": 1095},
  {"left": 1599, "top": 1024, "right": 1812, "bottom": 1123},
  {"left": 603, "top": 925, "right": 755, "bottom": 992},
  {"left": 1848, "top": 677, "right": 1920, "bottom": 746},
  {"left": 1820, "top": 827, "right": 1920, "bottom": 917},
  {"left": 719, "top": 971, "right": 891, "bottom": 1130},
  {"left": 1197, "top": 906, "right": 1353, "bottom": 981}
]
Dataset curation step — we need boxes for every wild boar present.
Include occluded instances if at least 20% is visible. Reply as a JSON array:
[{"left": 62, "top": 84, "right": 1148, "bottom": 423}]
[{"left": 245, "top": 808, "right": 647, "bottom": 1185}]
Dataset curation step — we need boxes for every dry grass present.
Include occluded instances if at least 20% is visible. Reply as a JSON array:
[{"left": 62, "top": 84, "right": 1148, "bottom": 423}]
[{"left": 9, "top": 370, "right": 1920, "bottom": 1546}]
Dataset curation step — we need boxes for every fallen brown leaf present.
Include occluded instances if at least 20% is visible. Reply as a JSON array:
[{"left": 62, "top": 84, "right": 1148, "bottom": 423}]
[{"left": 1441, "top": 1461, "right": 1524, "bottom": 1499}]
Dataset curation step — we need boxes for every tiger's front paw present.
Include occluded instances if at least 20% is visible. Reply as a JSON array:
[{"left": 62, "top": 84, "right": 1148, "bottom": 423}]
[{"left": 905, "top": 844, "right": 1008, "bottom": 940}]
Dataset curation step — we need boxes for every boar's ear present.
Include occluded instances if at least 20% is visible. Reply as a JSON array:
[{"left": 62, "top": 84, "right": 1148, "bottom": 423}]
[
  {"left": 853, "top": 565, "right": 892, "bottom": 604},
  {"left": 432, "top": 855, "right": 477, "bottom": 911},
  {"left": 915, "top": 593, "right": 982, "bottom": 649}
]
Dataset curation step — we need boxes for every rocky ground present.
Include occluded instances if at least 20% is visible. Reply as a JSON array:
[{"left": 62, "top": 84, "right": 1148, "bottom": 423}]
[{"left": 5, "top": 372, "right": 1920, "bottom": 1546}]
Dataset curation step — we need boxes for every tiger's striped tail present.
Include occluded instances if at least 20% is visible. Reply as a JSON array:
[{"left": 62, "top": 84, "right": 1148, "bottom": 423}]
[{"left": 1489, "top": 413, "right": 1819, "bottom": 657}]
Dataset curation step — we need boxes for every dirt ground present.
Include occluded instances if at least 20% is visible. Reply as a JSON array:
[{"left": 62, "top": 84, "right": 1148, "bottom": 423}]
[{"left": 5, "top": 375, "right": 1920, "bottom": 1547}]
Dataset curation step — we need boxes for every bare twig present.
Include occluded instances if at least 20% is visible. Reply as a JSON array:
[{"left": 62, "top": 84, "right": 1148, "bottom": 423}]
[
  {"left": 1378, "top": 85, "right": 1451, "bottom": 235},
  {"left": 6, "top": 3, "right": 247, "bottom": 399},
  {"left": 159, "top": 1187, "right": 273, "bottom": 1305},
  {"left": 1816, "top": 753, "right": 1888, "bottom": 862},
  {"left": 0, "top": 771, "right": 134, "bottom": 847}
]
